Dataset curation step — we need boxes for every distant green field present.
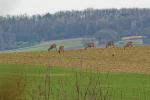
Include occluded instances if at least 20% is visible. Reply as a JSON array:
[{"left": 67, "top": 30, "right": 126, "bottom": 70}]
[
  {"left": 1, "top": 38, "right": 85, "bottom": 53},
  {"left": 0, "top": 64, "right": 150, "bottom": 100}
]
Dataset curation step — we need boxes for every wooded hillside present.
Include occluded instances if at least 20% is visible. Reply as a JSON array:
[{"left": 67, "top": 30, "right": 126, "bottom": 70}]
[{"left": 0, "top": 8, "right": 150, "bottom": 50}]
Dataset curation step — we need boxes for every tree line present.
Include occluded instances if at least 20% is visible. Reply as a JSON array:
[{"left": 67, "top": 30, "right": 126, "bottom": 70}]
[{"left": 0, "top": 8, "right": 150, "bottom": 50}]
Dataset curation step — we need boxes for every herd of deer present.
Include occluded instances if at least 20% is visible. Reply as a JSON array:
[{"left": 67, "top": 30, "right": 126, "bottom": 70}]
[
  {"left": 48, "top": 41, "right": 134, "bottom": 54},
  {"left": 106, "top": 41, "right": 134, "bottom": 48},
  {"left": 48, "top": 44, "right": 64, "bottom": 53}
]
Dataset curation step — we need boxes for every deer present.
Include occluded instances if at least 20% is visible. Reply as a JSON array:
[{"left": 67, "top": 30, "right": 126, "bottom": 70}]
[
  {"left": 58, "top": 45, "right": 64, "bottom": 54},
  {"left": 48, "top": 43, "right": 57, "bottom": 51},
  {"left": 124, "top": 41, "right": 134, "bottom": 49},
  {"left": 106, "top": 41, "right": 115, "bottom": 48},
  {"left": 84, "top": 42, "right": 96, "bottom": 50}
]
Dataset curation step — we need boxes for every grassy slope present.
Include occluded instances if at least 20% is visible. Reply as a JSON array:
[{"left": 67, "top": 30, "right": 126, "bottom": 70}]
[
  {"left": 0, "top": 64, "right": 150, "bottom": 100},
  {"left": 0, "top": 46, "right": 150, "bottom": 99},
  {"left": 1, "top": 38, "right": 84, "bottom": 53}
]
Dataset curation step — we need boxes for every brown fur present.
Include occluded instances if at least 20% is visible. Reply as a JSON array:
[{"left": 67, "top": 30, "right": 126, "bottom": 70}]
[
  {"left": 106, "top": 41, "right": 115, "bottom": 48},
  {"left": 48, "top": 43, "right": 57, "bottom": 51},
  {"left": 58, "top": 45, "right": 64, "bottom": 54},
  {"left": 124, "top": 41, "right": 134, "bottom": 49},
  {"left": 85, "top": 43, "right": 96, "bottom": 50}
]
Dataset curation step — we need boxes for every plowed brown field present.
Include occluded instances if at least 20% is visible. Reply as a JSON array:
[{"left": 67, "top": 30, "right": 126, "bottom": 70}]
[{"left": 0, "top": 46, "right": 150, "bottom": 74}]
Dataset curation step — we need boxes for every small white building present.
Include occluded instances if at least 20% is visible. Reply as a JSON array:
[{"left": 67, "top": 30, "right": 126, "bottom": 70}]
[{"left": 121, "top": 36, "right": 144, "bottom": 45}]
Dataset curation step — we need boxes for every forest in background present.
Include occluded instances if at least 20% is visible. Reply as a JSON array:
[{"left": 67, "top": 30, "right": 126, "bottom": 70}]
[{"left": 0, "top": 8, "right": 150, "bottom": 50}]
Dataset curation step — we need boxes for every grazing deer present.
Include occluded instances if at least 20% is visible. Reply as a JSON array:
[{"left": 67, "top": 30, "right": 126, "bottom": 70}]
[
  {"left": 48, "top": 43, "right": 57, "bottom": 51},
  {"left": 85, "top": 42, "right": 96, "bottom": 50},
  {"left": 58, "top": 45, "right": 64, "bottom": 54},
  {"left": 124, "top": 41, "right": 134, "bottom": 49},
  {"left": 106, "top": 41, "right": 115, "bottom": 48}
]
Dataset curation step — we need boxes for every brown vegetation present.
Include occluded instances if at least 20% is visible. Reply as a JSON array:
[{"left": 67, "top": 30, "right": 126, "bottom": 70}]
[
  {"left": 0, "top": 46, "right": 150, "bottom": 74},
  {"left": 0, "top": 75, "right": 25, "bottom": 100}
]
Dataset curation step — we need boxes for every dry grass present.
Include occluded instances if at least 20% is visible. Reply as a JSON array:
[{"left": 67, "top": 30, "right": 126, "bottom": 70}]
[
  {"left": 0, "top": 75, "right": 26, "bottom": 100},
  {"left": 0, "top": 46, "right": 150, "bottom": 74}
]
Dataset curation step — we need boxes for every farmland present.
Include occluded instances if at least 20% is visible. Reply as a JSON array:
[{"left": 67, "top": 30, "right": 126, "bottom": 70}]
[
  {"left": 0, "top": 46, "right": 150, "bottom": 74},
  {"left": 0, "top": 46, "right": 150, "bottom": 100},
  {"left": 1, "top": 38, "right": 85, "bottom": 53}
]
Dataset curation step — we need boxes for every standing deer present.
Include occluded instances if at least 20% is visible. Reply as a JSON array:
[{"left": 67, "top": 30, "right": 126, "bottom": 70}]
[
  {"left": 84, "top": 42, "right": 96, "bottom": 50},
  {"left": 106, "top": 41, "right": 115, "bottom": 48},
  {"left": 124, "top": 41, "right": 134, "bottom": 49},
  {"left": 48, "top": 43, "right": 57, "bottom": 51},
  {"left": 58, "top": 45, "right": 64, "bottom": 54}
]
